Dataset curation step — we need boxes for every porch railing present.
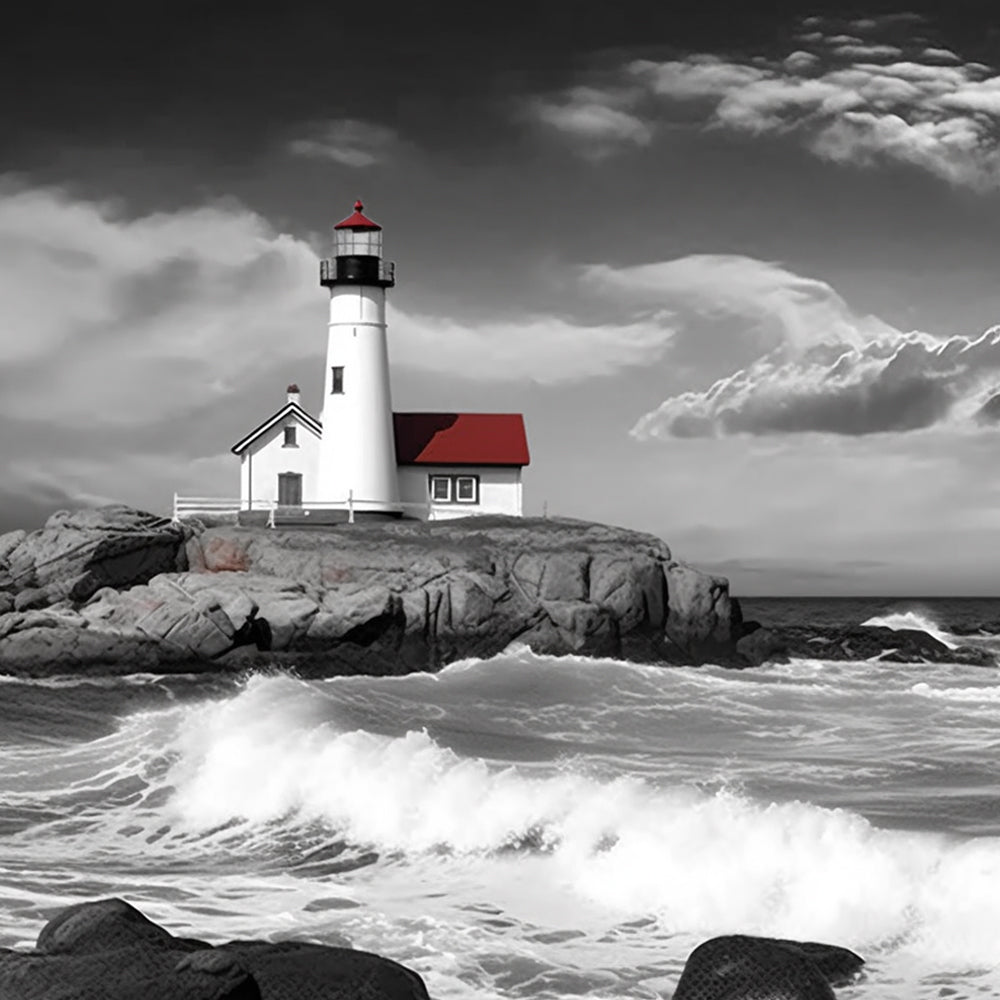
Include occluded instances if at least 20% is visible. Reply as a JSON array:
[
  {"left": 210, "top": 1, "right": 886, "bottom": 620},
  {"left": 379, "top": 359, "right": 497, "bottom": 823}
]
[{"left": 172, "top": 492, "right": 495, "bottom": 526}]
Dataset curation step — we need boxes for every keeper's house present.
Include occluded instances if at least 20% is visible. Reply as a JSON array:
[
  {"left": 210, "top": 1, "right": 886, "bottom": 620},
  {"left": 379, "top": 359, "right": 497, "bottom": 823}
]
[
  {"left": 176, "top": 199, "right": 529, "bottom": 524},
  {"left": 230, "top": 388, "right": 529, "bottom": 521}
]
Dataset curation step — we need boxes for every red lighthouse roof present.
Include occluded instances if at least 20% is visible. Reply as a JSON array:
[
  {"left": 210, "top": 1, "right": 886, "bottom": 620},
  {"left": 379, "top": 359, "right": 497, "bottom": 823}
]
[
  {"left": 334, "top": 199, "right": 382, "bottom": 231},
  {"left": 393, "top": 413, "right": 530, "bottom": 466}
]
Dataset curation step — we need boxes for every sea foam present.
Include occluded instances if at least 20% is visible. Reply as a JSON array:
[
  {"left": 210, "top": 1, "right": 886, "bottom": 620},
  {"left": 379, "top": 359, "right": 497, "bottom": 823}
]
[
  {"left": 142, "top": 674, "right": 1000, "bottom": 968},
  {"left": 860, "top": 610, "right": 957, "bottom": 649}
]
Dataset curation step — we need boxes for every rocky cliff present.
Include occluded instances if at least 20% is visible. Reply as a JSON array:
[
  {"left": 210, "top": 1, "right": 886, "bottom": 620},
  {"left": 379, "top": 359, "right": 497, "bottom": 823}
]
[{"left": 0, "top": 505, "right": 742, "bottom": 676}]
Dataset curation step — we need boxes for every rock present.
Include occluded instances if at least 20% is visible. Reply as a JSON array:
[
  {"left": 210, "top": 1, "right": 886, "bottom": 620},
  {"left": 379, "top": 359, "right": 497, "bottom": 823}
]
[
  {"left": 2, "top": 505, "right": 191, "bottom": 611},
  {"left": 183, "top": 516, "right": 736, "bottom": 670},
  {"left": 736, "top": 623, "right": 790, "bottom": 667},
  {"left": 674, "top": 935, "right": 864, "bottom": 999},
  {"left": 768, "top": 624, "right": 996, "bottom": 666},
  {"left": 0, "top": 608, "right": 180, "bottom": 674},
  {"left": 0, "top": 529, "right": 26, "bottom": 566},
  {"left": 0, "top": 897, "right": 429, "bottom": 999},
  {"left": 0, "top": 509, "right": 743, "bottom": 676},
  {"left": 13, "top": 587, "right": 50, "bottom": 613}
]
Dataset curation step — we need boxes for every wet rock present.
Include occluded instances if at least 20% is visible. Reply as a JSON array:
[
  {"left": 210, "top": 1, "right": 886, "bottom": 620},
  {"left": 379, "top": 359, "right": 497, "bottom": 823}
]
[
  {"left": 0, "top": 897, "right": 428, "bottom": 1000},
  {"left": 735, "top": 623, "right": 790, "bottom": 667},
  {"left": 674, "top": 934, "right": 864, "bottom": 999}
]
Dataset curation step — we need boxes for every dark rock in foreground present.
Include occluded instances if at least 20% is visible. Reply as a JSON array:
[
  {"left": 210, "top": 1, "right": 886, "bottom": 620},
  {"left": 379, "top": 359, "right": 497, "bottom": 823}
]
[
  {"left": 0, "top": 505, "right": 742, "bottom": 676},
  {"left": 674, "top": 934, "right": 864, "bottom": 999},
  {"left": 1, "top": 900, "right": 865, "bottom": 1000},
  {"left": 0, "top": 898, "right": 429, "bottom": 1000}
]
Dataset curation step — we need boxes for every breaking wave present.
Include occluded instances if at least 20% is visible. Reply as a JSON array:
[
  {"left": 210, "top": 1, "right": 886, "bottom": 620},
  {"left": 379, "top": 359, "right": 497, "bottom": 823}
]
[{"left": 860, "top": 610, "right": 957, "bottom": 648}]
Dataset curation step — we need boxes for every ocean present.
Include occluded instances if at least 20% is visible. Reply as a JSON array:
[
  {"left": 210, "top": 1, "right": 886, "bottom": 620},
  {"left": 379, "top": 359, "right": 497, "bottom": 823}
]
[{"left": 3, "top": 596, "right": 1000, "bottom": 999}]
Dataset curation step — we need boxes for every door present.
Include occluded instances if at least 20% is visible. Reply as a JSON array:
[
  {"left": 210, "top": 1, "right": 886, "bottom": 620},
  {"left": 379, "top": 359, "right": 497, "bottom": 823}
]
[{"left": 278, "top": 472, "right": 302, "bottom": 507}]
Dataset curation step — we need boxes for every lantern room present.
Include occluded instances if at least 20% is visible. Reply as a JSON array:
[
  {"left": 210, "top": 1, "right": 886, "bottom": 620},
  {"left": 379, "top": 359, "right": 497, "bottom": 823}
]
[
  {"left": 320, "top": 199, "right": 395, "bottom": 288},
  {"left": 334, "top": 200, "right": 383, "bottom": 257}
]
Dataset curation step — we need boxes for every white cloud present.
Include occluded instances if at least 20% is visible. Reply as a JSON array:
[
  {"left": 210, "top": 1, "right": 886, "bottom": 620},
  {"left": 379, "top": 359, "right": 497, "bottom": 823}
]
[
  {"left": 784, "top": 51, "right": 820, "bottom": 74},
  {"left": 923, "top": 47, "right": 961, "bottom": 63},
  {"left": 287, "top": 118, "right": 399, "bottom": 167},
  {"left": 525, "top": 86, "right": 652, "bottom": 155},
  {"left": 391, "top": 308, "right": 675, "bottom": 382},
  {"left": 628, "top": 56, "right": 768, "bottom": 98},
  {"left": 588, "top": 254, "right": 1000, "bottom": 439},
  {"left": 832, "top": 44, "right": 904, "bottom": 60},
  {"left": 0, "top": 182, "right": 322, "bottom": 424},
  {"left": 526, "top": 34, "right": 1000, "bottom": 189}
]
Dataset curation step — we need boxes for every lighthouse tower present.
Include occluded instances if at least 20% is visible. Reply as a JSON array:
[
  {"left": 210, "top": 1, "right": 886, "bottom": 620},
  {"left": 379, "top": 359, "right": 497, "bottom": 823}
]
[{"left": 316, "top": 200, "right": 400, "bottom": 516}]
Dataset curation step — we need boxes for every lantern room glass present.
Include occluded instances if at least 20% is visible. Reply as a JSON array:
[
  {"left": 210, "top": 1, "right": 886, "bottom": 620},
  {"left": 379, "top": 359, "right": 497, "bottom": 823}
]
[{"left": 334, "top": 228, "right": 382, "bottom": 258}]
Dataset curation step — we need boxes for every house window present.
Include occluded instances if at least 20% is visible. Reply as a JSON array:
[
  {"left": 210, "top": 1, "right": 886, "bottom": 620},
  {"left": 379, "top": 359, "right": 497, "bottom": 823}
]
[
  {"left": 331, "top": 366, "right": 344, "bottom": 394},
  {"left": 429, "top": 474, "right": 480, "bottom": 504},
  {"left": 455, "top": 475, "right": 479, "bottom": 504},
  {"left": 430, "top": 475, "right": 452, "bottom": 502},
  {"left": 283, "top": 426, "right": 297, "bottom": 447}
]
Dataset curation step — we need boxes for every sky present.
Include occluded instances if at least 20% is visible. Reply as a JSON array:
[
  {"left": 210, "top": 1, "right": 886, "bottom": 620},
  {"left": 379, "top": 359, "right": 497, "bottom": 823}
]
[{"left": 3, "top": 0, "right": 1000, "bottom": 595}]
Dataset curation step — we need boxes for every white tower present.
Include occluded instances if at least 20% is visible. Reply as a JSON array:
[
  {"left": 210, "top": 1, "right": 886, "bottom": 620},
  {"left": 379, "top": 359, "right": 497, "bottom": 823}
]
[{"left": 316, "top": 200, "right": 400, "bottom": 517}]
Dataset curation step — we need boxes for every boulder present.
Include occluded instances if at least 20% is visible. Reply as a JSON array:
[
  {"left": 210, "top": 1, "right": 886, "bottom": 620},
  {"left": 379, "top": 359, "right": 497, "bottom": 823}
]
[
  {"left": 2, "top": 505, "right": 191, "bottom": 610},
  {"left": 673, "top": 935, "right": 864, "bottom": 999},
  {"left": 0, "top": 897, "right": 429, "bottom": 1000},
  {"left": 0, "top": 608, "right": 181, "bottom": 673},
  {"left": 735, "top": 623, "right": 790, "bottom": 667}
]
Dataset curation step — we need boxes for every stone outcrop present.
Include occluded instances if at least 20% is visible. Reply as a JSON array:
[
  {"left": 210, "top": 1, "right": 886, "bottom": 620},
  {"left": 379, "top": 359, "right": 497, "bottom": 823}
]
[
  {"left": 737, "top": 622, "right": 995, "bottom": 667},
  {"left": 0, "top": 507, "right": 741, "bottom": 676},
  {"left": 0, "top": 506, "right": 190, "bottom": 608},
  {"left": 673, "top": 935, "right": 864, "bottom": 998},
  {"left": 0, "top": 897, "right": 429, "bottom": 1000}
]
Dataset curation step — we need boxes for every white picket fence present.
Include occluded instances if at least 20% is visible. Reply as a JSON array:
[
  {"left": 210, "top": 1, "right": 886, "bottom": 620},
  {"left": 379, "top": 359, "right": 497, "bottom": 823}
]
[{"left": 171, "top": 493, "right": 492, "bottom": 526}]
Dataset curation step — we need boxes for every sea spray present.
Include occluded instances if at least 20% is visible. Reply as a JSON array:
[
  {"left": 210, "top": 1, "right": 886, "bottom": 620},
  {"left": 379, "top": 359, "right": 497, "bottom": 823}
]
[
  {"left": 860, "top": 609, "right": 958, "bottom": 648},
  {"left": 5, "top": 649, "right": 1000, "bottom": 997}
]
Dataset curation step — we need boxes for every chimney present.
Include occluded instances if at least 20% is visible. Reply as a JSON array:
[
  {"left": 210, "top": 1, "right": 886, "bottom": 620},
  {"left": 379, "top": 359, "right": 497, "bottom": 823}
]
[{"left": 287, "top": 383, "right": 300, "bottom": 405}]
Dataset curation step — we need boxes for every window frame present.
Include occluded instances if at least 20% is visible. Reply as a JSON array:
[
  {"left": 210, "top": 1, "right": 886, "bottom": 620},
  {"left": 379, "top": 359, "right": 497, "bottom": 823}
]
[
  {"left": 454, "top": 475, "right": 479, "bottom": 504},
  {"left": 283, "top": 425, "right": 297, "bottom": 448},
  {"left": 429, "top": 475, "right": 452, "bottom": 502},
  {"left": 331, "top": 366, "right": 345, "bottom": 394},
  {"left": 428, "top": 473, "right": 480, "bottom": 505}
]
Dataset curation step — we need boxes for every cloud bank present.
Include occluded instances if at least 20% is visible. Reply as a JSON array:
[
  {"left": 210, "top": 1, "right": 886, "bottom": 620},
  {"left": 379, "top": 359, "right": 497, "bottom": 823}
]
[
  {"left": 527, "top": 18, "right": 1000, "bottom": 190},
  {"left": 597, "top": 255, "right": 1000, "bottom": 440}
]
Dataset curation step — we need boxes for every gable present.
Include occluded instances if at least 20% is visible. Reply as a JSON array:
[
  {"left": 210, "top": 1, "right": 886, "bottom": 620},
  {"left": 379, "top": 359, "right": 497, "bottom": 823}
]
[{"left": 231, "top": 402, "right": 321, "bottom": 455}]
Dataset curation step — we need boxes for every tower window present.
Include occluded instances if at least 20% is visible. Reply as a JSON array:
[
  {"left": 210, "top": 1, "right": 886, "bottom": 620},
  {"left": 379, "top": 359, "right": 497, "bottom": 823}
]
[{"left": 331, "top": 366, "right": 344, "bottom": 394}]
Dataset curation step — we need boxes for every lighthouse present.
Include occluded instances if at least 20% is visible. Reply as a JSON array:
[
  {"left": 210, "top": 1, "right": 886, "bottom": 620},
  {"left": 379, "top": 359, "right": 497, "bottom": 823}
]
[
  {"left": 220, "top": 198, "right": 531, "bottom": 528},
  {"left": 315, "top": 200, "right": 401, "bottom": 516}
]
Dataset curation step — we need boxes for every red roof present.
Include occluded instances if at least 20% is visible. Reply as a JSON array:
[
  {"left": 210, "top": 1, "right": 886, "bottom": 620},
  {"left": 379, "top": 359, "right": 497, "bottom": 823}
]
[
  {"left": 393, "top": 413, "right": 530, "bottom": 466},
  {"left": 334, "top": 199, "right": 381, "bottom": 230}
]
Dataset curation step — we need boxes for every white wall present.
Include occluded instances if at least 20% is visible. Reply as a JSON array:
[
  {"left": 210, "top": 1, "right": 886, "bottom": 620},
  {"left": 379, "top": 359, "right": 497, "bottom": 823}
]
[
  {"left": 317, "top": 285, "right": 400, "bottom": 510},
  {"left": 397, "top": 465, "right": 523, "bottom": 520},
  {"left": 239, "top": 418, "right": 321, "bottom": 507}
]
